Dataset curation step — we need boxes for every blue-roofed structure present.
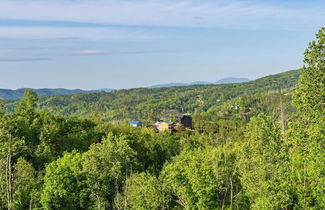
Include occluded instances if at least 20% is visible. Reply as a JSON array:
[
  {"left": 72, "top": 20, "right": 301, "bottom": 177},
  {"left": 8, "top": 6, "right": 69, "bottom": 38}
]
[{"left": 129, "top": 121, "right": 142, "bottom": 127}]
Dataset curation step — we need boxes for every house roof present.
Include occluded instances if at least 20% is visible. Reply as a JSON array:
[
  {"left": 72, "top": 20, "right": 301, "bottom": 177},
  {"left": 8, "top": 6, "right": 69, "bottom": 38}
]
[
  {"left": 177, "top": 115, "right": 191, "bottom": 119},
  {"left": 129, "top": 121, "right": 141, "bottom": 124},
  {"left": 157, "top": 121, "right": 174, "bottom": 125}
]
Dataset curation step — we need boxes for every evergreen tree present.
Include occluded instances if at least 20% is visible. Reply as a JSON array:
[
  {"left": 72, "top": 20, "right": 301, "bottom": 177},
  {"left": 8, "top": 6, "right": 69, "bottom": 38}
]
[
  {"left": 15, "top": 90, "right": 38, "bottom": 119},
  {"left": 13, "top": 90, "right": 40, "bottom": 149},
  {"left": 12, "top": 158, "right": 37, "bottom": 210}
]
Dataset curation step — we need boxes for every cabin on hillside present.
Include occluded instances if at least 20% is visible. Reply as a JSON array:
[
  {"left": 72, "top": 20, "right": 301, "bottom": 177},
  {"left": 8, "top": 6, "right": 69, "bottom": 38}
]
[
  {"left": 176, "top": 115, "right": 193, "bottom": 129},
  {"left": 129, "top": 121, "right": 142, "bottom": 128},
  {"left": 156, "top": 121, "right": 175, "bottom": 133}
]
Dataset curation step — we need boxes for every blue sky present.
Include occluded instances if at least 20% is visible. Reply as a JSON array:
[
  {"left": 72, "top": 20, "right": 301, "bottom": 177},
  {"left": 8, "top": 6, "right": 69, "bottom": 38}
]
[{"left": 0, "top": 0, "right": 324, "bottom": 89}]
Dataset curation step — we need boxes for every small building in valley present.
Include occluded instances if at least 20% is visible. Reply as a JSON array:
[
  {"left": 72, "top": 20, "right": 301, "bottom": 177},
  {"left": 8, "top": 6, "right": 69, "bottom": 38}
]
[
  {"left": 153, "top": 115, "right": 193, "bottom": 133},
  {"left": 129, "top": 121, "right": 142, "bottom": 127},
  {"left": 176, "top": 115, "right": 193, "bottom": 129},
  {"left": 156, "top": 121, "right": 175, "bottom": 133}
]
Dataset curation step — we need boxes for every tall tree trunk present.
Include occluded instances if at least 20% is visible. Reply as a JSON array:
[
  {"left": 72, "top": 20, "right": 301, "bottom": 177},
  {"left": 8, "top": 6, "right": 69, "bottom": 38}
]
[
  {"left": 6, "top": 152, "right": 12, "bottom": 210},
  {"left": 303, "top": 156, "right": 307, "bottom": 207},
  {"left": 29, "top": 191, "right": 33, "bottom": 210},
  {"left": 29, "top": 198, "right": 33, "bottom": 210},
  {"left": 279, "top": 92, "right": 285, "bottom": 136},
  {"left": 123, "top": 182, "right": 128, "bottom": 210},
  {"left": 230, "top": 178, "right": 233, "bottom": 210}
]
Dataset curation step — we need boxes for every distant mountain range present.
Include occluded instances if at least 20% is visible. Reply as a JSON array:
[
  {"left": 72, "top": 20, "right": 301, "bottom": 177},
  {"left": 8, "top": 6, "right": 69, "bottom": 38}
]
[
  {"left": 0, "top": 88, "right": 114, "bottom": 100},
  {"left": 0, "top": 77, "right": 249, "bottom": 99},
  {"left": 148, "top": 77, "right": 250, "bottom": 88},
  {"left": 215, "top": 77, "right": 250, "bottom": 84},
  {"left": 147, "top": 81, "right": 210, "bottom": 88}
]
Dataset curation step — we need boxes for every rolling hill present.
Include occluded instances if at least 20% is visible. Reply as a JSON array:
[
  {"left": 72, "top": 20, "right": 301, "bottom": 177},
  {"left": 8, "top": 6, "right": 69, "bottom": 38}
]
[
  {"left": 0, "top": 88, "right": 114, "bottom": 99},
  {"left": 0, "top": 78, "right": 249, "bottom": 99},
  {"left": 148, "top": 77, "right": 250, "bottom": 88},
  {"left": 4, "top": 70, "right": 299, "bottom": 124},
  {"left": 215, "top": 77, "right": 250, "bottom": 84}
]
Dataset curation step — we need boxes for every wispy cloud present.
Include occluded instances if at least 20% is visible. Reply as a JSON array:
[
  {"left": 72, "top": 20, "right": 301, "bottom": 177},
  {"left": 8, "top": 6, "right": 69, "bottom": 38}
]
[
  {"left": 0, "top": 46, "right": 52, "bottom": 52},
  {"left": 0, "top": 57, "right": 50, "bottom": 62},
  {"left": 48, "top": 36, "right": 80, "bottom": 40},
  {"left": 67, "top": 50, "right": 110, "bottom": 56},
  {"left": 0, "top": 46, "right": 54, "bottom": 57},
  {"left": 59, "top": 50, "right": 178, "bottom": 56},
  {"left": 0, "top": 45, "right": 177, "bottom": 61},
  {"left": 0, "top": 26, "right": 154, "bottom": 41}
]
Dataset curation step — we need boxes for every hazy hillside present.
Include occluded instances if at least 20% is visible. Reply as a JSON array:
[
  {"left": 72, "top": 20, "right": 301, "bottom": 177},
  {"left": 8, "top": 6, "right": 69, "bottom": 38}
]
[
  {"left": 0, "top": 88, "right": 114, "bottom": 99},
  {"left": 148, "top": 81, "right": 210, "bottom": 88},
  {"left": 215, "top": 77, "right": 250, "bottom": 84},
  {"left": 0, "top": 78, "right": 249, "bottom": 99},
  {"left": 4, "top": 70, "right": 299, "bottom": 123},
  {"left": 148, "top": 77, "right": 250, "bottom": 88}
]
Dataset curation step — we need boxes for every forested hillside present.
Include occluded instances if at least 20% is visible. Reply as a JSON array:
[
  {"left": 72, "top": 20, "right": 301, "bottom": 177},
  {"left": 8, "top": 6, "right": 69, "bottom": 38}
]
[
  {"left": 0, "top": 28, "right": 323, "bottom": 210},
  {"left": 5, "top": 69, "right": 300, "bottom": 124},
  {"left": 0, "top": 88, "right": 109, "bottom": 100}
]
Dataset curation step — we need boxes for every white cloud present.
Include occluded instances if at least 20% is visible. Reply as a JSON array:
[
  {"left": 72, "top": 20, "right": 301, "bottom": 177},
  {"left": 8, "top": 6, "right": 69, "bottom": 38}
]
[
  {"left": 0, "top": 57, "right": 49, "bottom": 62},
  {"left": 69, "top": 50, "right": 109, "bottom": 56},
  {"left": 0, "top": 47, "right": 177, "bottom": 60},
  {"left": 62, "top": 50, "right": 177, "bottom": 56},
  {"left": 48, "top": 36, "right": 80, "bottom": 40},
  {"left": 0, "top": 26, "right": 153, "bottom": 41}
]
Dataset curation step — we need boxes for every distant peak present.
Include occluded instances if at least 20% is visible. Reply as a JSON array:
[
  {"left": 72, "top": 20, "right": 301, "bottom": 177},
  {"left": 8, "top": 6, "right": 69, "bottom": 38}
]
[{"left": 215, "top": 78, "right": 250, "bottom": 84}]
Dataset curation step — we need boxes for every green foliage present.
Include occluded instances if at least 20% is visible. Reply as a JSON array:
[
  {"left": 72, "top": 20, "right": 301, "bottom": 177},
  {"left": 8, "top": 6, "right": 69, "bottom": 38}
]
[
  {"left": 161, "top": 145, "right": 240, "bottom": 209},
  {"left": 293, "top": 27, "right": 324, "bottom": 120},
  {"left": 288, "top": 27, "right": 325, "bottom": 209},
  {"left": 15, "top": 89, "right": 38, "bottom": 119},
  {"left": 0, "top": 123, "right": 26, "bottom": 209},
  {"left": 41, "top": 151, "right": 88, "bottom": 210},
  {"left": 0, "top": 88, "right": 102, "bottom": 100},
  {"left": 238, "top": 114, "right": 291, "bottom": 209},
  {"left": 0, "top": 99, "right": 4, "bottom": 116},
  {"left": 12, "top": 157, "right": 37, "bottom": 210},
  {"left": 0, "top": 159, "right": 7, "bottom": 209},
  {"left": 116, "top": 127, "right": 181, "bottom": 175},
  {"left": 82, "top": 134, "right": 137, "bottom": 209},
  {"left": 204, "top": 91, "right": 295, "bottom": 124},
  {"left": 116, "top": 172, "right": 169, "bottom": 210},
  {"left": 36, "top": 112, "right": 101, "bottom": 165}
]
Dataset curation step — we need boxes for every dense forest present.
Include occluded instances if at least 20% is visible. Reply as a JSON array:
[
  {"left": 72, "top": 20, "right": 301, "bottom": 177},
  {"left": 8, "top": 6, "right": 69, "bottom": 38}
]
[{"left": 0, "top": 28, "right": 323, "bottom": 209}]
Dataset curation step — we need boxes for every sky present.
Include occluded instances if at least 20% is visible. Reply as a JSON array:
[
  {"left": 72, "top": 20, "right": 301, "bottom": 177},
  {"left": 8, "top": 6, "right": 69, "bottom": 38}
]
[{"left": 0, "top": 0, "right": 324, "bottom": 90}]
